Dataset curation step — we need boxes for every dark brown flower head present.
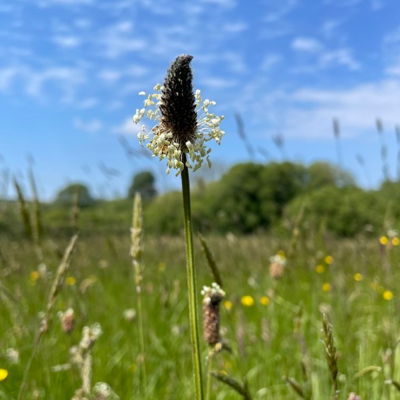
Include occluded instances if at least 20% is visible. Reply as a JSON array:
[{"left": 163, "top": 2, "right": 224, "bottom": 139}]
[
  {"left": 202, "top": 283, "right": 225, "bottom": 346},
  {"left": 159, "top": 54, "right": 197, "bottom": 151}
]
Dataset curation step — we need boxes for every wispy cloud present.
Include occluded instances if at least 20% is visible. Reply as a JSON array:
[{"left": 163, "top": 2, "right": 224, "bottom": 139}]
[
  {"left": 0, "top": 67, "right": 23, "bottom": 91},
  {"left": 291, "top": 36, "right": 360, "bottom": 72},
  {"left": 97, "top": 23, "right": 147, "bottom": 58},
  {"left": 292, "top": 37, "right": 322, "bottom": 52},
  {"left": 274, "top": 79, "right": 400, "bottom": 139},
  {"left": 52, "top": 35, "right": 81, "bottom": 48},
  {"left": 25, "top": 67, "right": 86, "bottom": 98},
  {"left": 112, "top": 118, "right": 138, "bottom": 135},
  {"left": 264, "top": 0, "right": 298, "bottom": 22},
  {"left": 199, "top": 0, "right": 237, "bottom": 8},
  {"left": 319, "top": 49, "right": 360, "bottom": 70},
  {"left": 222, "top": 21, "right": 248, "bottom": 33},
  {"left": 73, "top": 118, "right": 102, "bottom": 133},
  {"left": 200, "top": 77, "right": 236, "bottom": 89},
  {"left": 36, "top": 0, "right": 95, "bottom": 7},
  {"left": 98, "top": 70, "right": 122, "bottom": 83},
  {"left": 77, "top": 98, "right": 98, "bottom": 109},
  {"left": 261, "top": 54, "right": 282, "bottom": 71},
  {"left": 321, "top": 19, "right": 344, "bottom": 39}
]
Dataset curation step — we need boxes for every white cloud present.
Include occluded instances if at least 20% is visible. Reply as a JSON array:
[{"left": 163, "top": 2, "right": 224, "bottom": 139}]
[
  {"left": 77, "top": 98, "right": 98, "bottom": 109},
  {"left": 319, "top": 49, "right": 360, "bottom": 70},
  {"left": 114, "top": 21, "right": 133, "bottom": 32},
  {"left": 261, "top": 54, "right": 281, "bottom": 71},
  {"left": 98, "top": 24, "right": 147, "bottom": 58},
  {"left": 73, "top": 118, "right": 102, "bottom": 133},
  {"left": 200, "top": 77, "right": 236, "bottom": 89},
  {"left": 385, "top": 58, "right": 400, "bottom": 76},
  {"left": 323, "top": 0, "right": 361, "bottom": 6},
  {"left": 275, "top": 80, "right": 400, "bottom": 139},
  {"left": 199, "top": 0, "right": 237, "bottom": 8},
  {"left": 52, "top": 36, "right": 81, "bottom": 48},
  {"left": 112, "top": 118, "right": 138, "bottom": 135},
  {"left": 25, "top": 67, "right": 86, "bottom": 97},
  {"left": 371, "top": 0, "right": 384, "bottom": 10},
  {"left": 292, "top": 37, "right": 322, "bottom": 52},
  {"left": 321, "top": 19, "right": 344, "bottom": 39},
  {"left": 264, "top": 0, "right": 298, "bottom": 22},
  {"left": 221, "top": 52, "right": 247, "bottom": 74},
  {"left": 222, "top": 22, "right": 248, "bottom": 33},
  {"left": 126, "top": 65, "right": 148, "bottom": 77},
  {"left": 74, "top": 18, "right": 91, "bottom": 29},
  {"left": 98, "top": 70, "right": 122, "bottom": 83},
  {"left": 0, "top": 67, "right": 22, "bottom": 91},
  {"left": 37, "top": 0, "right": 94, "bottom": 6}
]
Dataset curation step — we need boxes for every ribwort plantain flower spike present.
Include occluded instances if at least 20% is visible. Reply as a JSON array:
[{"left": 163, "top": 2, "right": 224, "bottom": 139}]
[{"left": 133, "top": 54, "right": 225, "bottom": 175}]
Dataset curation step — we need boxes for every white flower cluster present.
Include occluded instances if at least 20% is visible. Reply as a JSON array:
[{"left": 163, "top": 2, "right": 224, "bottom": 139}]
[
  {"left": 133, "top": 84, "right": 225, "bottom": 175},
  {"left": 79, "top": 322, "right": 103, "bottom": 351},
  {"left": 201, "top": 282, "right": 225, "bottom": 304},
  {"left": 269, "top": 254, "right": 287, "bottom": 266}
]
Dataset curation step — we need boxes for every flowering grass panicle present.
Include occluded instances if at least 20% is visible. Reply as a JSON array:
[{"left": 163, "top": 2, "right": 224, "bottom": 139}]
[{"left": 133, "top": 55, "right": 224, "bottom": 175}]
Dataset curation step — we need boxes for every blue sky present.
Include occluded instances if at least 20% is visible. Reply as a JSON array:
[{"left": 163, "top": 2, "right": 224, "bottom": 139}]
[{"left": 1, "top": 0, "right": 400, "bottom": 200}]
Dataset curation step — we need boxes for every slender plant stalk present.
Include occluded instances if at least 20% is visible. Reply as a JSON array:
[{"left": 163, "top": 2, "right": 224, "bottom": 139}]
[
  {"left": 13, "top": 178, "right": 32, "bottom": 239},
  {"left": 205, "top": 356, "right": 213, "bottom": 400},
  {"left": 181, "top": 153, "right": 204, "bottom": 400},
  {"left": 18, "top": 234, "right": 78, "bottom": 400},
  {"left": 198, "top": 233, "right": 223, "bottom": 288},
  {"left": 131, "top": 193, "right": 147, "bottom": 395},
  {"left": 28, "top": 168, "right": 43, "bottom": 261}
]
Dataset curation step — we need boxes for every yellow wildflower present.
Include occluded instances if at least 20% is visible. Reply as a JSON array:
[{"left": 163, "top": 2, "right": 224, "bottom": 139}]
[
  {"left": 315, "top": 265, "right": 325, "bottom": 274},
  {"left": 277, "top": 250, "right": 286, "bottom": 259},
  {"left": 30, "top": 271, "right": 39, "bottom": 280},
  {"left": 260, "top": 296, "right": 269, "bottom": 306},
  {"left": 241, "top": 295, "right": 254, "bottom": 307},
  {"left": 66, "top": 276, "right": 76, "bottom": 286},
  {"left": 354, "top": 273, "right": 363, "bottom": 282},
  {"left": 380, "top": 236, "right": 388, "bottom": 245},
  {"left": 392, "top": 237, "right": 400, "bottom": 246},
  {"left": 324, "top": 255, "right": 333, "bottom": 264},
  {"left": 0, "top": 368, "right": 8, "bottom": 381},
  {"left": 383, "top": 290, "right": 393, "bottom": 301},
  {"left": 322, "top": 283, "right": 331, "bottom": 292},
  {"left": 223, "top": 301, "right": 233, "bottom": 311}
]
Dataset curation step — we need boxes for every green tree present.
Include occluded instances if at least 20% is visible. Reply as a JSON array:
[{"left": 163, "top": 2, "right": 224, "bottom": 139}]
[
  {"left": 306, "top": 162, "right": 355, "bottom": 190},
  {"left": 128, "top": 171, "right": 157, "bottom": 201},
  {"left": 286, "top": 186, "right": 384, "bottom": 236},
  {"left": 54, "top": 183, "right": 95, "bottom": 207},
  {"left": 258, "top": 162, "right": 307, "bottom": 223}
]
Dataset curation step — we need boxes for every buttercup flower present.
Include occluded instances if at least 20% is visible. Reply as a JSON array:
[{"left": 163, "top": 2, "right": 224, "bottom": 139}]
[
  {"left": 133, "top": 55, "right": 225, "bottom": 175},
  {"left": 322, "top": 283, "right": 332, "bottom": 292},
  {"left": 241, "top": 295, "right": 254, "bottom": 307},
  {"left": 0, "top": 368, "right": 8, "bottom": 381},
  {"left": 383, "top": 290, "right": 393, "bottom": 300}
]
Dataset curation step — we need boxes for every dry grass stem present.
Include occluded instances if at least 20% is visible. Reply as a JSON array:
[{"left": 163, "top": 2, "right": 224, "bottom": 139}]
[
  {"left": 211, "top": 372, "right": 252, "bottom": 400},
  {"left": 199, "top": 233, "right": 223, "bottom": 288}
]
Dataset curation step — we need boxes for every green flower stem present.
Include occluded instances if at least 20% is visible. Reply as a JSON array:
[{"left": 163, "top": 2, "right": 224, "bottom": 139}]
[
  {"left": 205, "top": 356, "right": 213, "bottom": 400},
  {"left": 181, "top": 153, "right": 204, "bottom": 400}
]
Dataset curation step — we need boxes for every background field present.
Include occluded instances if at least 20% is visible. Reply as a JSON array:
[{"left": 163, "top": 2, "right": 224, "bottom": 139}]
[{"left": 1, "top": 197, "right": 400, "bottom": 399}]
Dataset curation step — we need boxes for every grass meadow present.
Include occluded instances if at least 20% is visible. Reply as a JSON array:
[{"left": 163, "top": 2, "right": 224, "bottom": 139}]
[{"left": 1, "top": 205, "right": 400, "bottom": 399}]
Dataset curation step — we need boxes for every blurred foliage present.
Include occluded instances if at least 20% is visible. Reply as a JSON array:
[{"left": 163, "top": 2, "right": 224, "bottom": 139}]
[
  {"left": 54, "top": 183, "right": 95, "bottom": 207},
  {"left": 1, "top": 161, "right": 399, "bottom": 238},
  {"left": 127, "top": 170, "right": 157, "bottom": 201}
]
